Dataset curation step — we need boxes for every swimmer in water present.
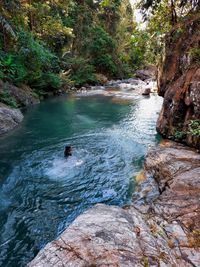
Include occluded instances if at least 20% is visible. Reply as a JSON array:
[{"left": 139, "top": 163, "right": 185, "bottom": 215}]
[{"left": 64, "top": 145, "right": 72, "bottom": 157}]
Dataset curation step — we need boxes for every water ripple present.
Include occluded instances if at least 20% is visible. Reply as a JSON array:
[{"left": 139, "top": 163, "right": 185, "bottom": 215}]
[{"left": 0, "top": 94, "right": 162, "bottom": 267}]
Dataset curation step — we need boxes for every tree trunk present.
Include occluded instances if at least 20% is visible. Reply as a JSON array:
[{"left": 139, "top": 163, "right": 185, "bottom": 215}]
[{"left": 28, "top": 0, "right": 33, "bottom": 31}]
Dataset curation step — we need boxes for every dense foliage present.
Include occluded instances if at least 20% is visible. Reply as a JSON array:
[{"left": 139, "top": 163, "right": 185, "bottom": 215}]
[
  {"left": 136, "top": 0, "right": 200, "bottom": 65},
  {"left": 0, "top": 0, "right": 136, "bottom": 91},
  {"left": 0, "top": 0, "right": 198, "bottom": 96}
]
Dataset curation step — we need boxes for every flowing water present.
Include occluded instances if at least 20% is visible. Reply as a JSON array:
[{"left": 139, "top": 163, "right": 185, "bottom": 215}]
[{"left": 0, "top": 89, "right": 162, "bottom": 266}]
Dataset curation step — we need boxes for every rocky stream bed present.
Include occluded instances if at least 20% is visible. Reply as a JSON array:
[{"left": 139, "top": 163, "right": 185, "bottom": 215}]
[{"left": 28, "top": 140, "right": 200, "bottom": 267}]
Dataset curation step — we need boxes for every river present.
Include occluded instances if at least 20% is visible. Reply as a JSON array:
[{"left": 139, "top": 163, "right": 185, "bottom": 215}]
[{"left": 0, "top": 86, "right": 162, "bottom": 266}]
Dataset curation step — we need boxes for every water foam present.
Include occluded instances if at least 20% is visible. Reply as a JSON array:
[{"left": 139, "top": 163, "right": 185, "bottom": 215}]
[{"left": 45, "top": 156, "right": 84, "bottom": 180}]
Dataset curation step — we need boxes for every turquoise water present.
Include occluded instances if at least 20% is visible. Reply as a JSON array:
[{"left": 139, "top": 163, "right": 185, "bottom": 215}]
[{"left": 0, "top": 94, "right": 162, "bottom": 266}]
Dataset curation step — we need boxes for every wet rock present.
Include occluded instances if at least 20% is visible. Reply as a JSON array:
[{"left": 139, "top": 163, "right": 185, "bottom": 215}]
[
  {"left": 106, "top": 78, "right": 141, "bottom": 87},
  {"left": 106, "top": 79, "right": 122, "bottom": 86},
  {"left": 125, "top": 78, "right": 140, "bottom": 84},
  {"left": 142, "top": 88, "right": 151, "bottom": 96},
  {"left": 0, "top": 103, "right": 23, "bottom": 135},
  {"left": 77, "top": 78, "right": 153, "bottom": 100}
]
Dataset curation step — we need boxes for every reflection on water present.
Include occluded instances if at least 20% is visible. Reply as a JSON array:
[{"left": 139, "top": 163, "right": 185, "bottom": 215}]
[{"left": 0, "top": 93, "right": 162, "bottom": 267}]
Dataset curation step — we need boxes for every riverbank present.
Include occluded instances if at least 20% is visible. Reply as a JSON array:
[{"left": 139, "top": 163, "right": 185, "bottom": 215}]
[
  {"left": 28, "top": 140, "right": 200, "bottom": 267},
  {"left": 0, "top": 69, "right": 156, "bottom": 136}
]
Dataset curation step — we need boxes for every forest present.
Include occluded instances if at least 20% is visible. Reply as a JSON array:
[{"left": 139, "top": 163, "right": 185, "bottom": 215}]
[{"left": 0, "top": 0, "right": 198, "bottom": 99}]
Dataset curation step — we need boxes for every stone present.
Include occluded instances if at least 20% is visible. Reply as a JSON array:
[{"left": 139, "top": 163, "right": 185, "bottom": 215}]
[
  {"left": 135, "top": 65, "right": 157, "bottom": 81},
  {"left": 0, "top": 80, "right": 40, "bottom": 107},
  {"left": 142, "top": 88, "right": 151, "bottom": 96},
  {"left": 135, "top": 170, "right": 146, "bottom": 183},
  {"left": 0, "top": 103, "right": 23, "bottom": 135}
]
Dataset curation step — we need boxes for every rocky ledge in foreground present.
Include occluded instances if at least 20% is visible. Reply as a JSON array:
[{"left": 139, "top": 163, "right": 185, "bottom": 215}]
[
  {"left": 28, "top": 141, "right": 200, "bottom": 267},
  {"left": 0, "top": 103, "right": 23, "bottom": 135}
]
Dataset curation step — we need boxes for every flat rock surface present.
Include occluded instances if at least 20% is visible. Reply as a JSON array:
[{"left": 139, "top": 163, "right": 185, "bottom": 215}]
[
  {"left": 0, "top": 103, "right": 23, "bottom": 135},
  {"left": 27, "top": 204, "right": 187, "bottom": 267},
  {"left": 28, "top": 141, "right": 200, "bottom": 267}
]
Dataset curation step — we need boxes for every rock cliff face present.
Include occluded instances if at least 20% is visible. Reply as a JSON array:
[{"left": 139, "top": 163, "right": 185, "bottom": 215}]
[
  {"left": 0, "top": 80, "right": 40, "bottom": 107},
  {"left": 0, "top": 80, "right": 40, "bottom": 136},
  {"left": 28, "top": 141, "right": 200, "bottom": 267},
  {"left": 157, "top": 13, "right": 200, "bottom": 148}
]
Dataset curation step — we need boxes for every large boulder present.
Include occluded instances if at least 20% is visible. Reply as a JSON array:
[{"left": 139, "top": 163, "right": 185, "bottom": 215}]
[
  {"left": 142, "top": 88, "right": 151, "bottom": 96},
  {"left": 156, "top": 13, "right": 200, "bottom": 148},
  {"left": 135, "top": 65, "right": 157, "bottom": 81},
  {"left": 0, "top": 80, "right": 40, "bottom": 107},
  {"left": 28, "top": 141, "right": 200, "bottom": 267},
  {"left": 0, "top": 103, "right": 23, "bottom": 135}
]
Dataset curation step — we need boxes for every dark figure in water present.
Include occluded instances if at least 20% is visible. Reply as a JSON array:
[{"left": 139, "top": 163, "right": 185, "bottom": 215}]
[{"left": 64, "top": 146, "right": 72, "bottom": 157}]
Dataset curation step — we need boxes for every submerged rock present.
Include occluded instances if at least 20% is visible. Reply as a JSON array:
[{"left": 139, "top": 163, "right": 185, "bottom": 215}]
[
  {"left": 28, "top": 141, "right": 200, "bottom": 267},
  {"left": 0, "top": 103, "right": 23, "bottom": 135}
]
